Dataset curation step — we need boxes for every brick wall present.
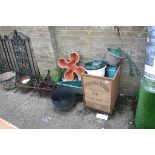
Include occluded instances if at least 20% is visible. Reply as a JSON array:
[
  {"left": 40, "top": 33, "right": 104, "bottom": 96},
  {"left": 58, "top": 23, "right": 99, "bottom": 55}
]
[
  {"left": 0, "top": 26, "right": 56, "bottom": 76},
  {"left": 0, "top": 26, "right": 147, "bottom": 95},
  {"left": 49, "top": 26, "right": 147, "bottom": 95}
]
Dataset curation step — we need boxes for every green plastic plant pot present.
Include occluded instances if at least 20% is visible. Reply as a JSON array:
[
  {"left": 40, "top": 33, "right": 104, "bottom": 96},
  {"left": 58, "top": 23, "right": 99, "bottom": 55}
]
[{"left": 57, "top": 80, "right": 82, "bottom": 95}]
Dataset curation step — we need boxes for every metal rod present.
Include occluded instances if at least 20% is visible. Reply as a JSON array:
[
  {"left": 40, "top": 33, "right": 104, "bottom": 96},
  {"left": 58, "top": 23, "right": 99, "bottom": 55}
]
[
  {"left": 0, "top": 37, "right": 12, "bottom": 70},
  {"left": 23, "top": 40, "right": 33, "bottom": 75},
  {"left": 7, "top": 37, "right": 18, "bottom": 71},
  {"left": 16, "top": 84, "right": 55, "bottom": 91},
  {"left": 3, "top": 36, "right": 14, "bottom": 70},
  {"left": 5, "top": 36, "right": 17, "bottom": 71},
  {"left": 27, "top": 38, "right": 37, "bottom": 77},
  {"left": 10, "top": 39, "right": 20, "bottom": 73},
  {"left": 0, "top": 83, "right": 55, "bottom": 91}
]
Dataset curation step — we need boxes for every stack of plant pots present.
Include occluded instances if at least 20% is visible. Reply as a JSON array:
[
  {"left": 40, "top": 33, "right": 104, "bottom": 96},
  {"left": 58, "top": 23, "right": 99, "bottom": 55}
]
[{"left": 85, "top": 59, "right": 107, "bottom": 77}]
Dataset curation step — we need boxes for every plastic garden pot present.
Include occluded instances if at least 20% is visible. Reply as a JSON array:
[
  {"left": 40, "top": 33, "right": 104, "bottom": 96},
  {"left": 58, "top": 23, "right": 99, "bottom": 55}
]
[
  {"left": 57, "top": 52, "right": 85, "bottom": 81},
  {"left": 85, "top": 59, "right": 106, "bottom": 70},
  {"left": 106, "top": 48, "right": 125, "bottom": 66},
  {"left": 0, "top": 71, "right": 16, "bottom": 90},
  {"left": 51, "top": 87, "right": 76, "bottom": 111},
  {"left": 57, "top": 80, "right": 82, "bottom": 95},
  {"left": 86, "top": 67, "right": 106, "bottom": 77},
  {"left": 85, "top": 59, "right": 107, "bottom": 77},
  {"left": 106, "top": 66, "right": 117, "bottom": 78}
]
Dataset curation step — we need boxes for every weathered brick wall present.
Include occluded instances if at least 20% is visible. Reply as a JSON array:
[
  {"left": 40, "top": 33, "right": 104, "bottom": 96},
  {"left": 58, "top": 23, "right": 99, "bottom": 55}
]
[
  {"left": 0, "top": 26, "right": 147, "bottom": 95},
  {"left": 49, "top": 26, "right": 147, "bottom": 95},
  {"left": 0, "top": 26, "right": 56, "bottom": 76}
]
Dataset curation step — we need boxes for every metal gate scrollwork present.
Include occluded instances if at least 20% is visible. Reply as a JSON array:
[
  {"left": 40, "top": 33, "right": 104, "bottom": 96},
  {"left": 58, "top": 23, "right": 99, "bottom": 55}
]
[{"left": 0, "top": 30, "right": 40, "bottom": 77}]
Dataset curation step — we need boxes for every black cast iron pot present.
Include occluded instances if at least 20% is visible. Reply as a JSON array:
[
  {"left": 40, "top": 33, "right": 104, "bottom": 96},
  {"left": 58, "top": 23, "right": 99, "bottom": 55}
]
[{"left": 51, "top": 87, "right": 76, "bottom": 111}]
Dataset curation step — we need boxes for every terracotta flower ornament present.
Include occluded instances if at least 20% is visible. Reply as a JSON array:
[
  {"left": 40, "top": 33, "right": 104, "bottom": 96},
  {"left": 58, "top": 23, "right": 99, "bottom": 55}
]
[{"left": 57, "top": 52, "right": 85, "bottom": 80}]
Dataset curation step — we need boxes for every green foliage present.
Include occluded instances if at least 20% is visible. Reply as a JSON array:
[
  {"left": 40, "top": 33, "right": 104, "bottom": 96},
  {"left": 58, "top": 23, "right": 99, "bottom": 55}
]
[
  {"left": 37, "top": 75, "right": 45, "bottom": 81},
  {"left": 58, "top": 68, "right": 66, "bottom": 77},
  {"left": 51, "top": 68, "right": 66, "bottom": 82}
]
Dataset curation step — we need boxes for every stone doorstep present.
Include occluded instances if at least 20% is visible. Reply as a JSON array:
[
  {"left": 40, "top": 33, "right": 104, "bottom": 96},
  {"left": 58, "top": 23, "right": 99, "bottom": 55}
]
[{"left": 0, "top": 118, "right": 18, "bottom": 129}]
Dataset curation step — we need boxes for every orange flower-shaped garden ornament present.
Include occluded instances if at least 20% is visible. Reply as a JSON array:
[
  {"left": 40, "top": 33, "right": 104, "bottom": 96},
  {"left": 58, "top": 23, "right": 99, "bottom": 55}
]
[{"left": 57, "top": 52, "right": 85, "bottom": 81}]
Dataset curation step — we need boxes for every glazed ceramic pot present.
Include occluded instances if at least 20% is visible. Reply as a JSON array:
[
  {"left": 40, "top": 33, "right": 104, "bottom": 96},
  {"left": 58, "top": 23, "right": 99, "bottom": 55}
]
[
  {"left": 16, "top": 76, "right": 32, "bottom": 92},
  {"left": 57, "top": 52, "right": 85, "bottom": 81},
  {"left": 0, "top": 71, "right": 16, "bottom": 90}
]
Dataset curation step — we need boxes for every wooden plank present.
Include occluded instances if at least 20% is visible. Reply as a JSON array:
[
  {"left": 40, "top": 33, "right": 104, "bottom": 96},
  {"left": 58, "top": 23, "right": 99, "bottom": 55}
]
[{"left": 0, "top": 118, "right": 18, "bottom": 129}]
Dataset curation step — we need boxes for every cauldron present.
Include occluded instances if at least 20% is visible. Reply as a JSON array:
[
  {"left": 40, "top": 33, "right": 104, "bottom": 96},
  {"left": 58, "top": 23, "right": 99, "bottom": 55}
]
[{"left": 51, "top": 87, "right": 76, "bottom": 111}]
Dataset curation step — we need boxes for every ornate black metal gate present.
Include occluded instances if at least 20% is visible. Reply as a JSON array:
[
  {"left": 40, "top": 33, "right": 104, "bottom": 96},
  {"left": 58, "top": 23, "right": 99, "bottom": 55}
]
[{"left": 0, "top": 30, "right": 40, "bottom": 77}]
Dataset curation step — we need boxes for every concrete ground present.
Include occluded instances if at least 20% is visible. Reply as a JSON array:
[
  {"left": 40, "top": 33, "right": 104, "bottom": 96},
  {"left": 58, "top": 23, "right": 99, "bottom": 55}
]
[{"left": 0, "top": 88, "right": 136, "bottom": 129}]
